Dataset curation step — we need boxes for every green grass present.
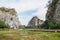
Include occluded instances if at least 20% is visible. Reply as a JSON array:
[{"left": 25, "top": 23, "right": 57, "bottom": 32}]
[{"left": 0, "top": 29, "right": 60, "bottom": 40}]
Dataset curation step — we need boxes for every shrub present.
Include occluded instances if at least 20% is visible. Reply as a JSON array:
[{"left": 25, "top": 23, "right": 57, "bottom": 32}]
[
  {"left": 0, "top": 20, "right": 10, "bottom": 29},
  {"left": 41, "top": 19, "right": 60, "bottom": 29}
]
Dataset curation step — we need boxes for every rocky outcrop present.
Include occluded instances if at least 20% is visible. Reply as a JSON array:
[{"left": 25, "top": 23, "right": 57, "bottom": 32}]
[
  {"left": 0, "top": 7, "right": 20, "bottom": 29},
  {"left": 28, "top": 16, "right": 44, "bottom": 28},
  {"left": 46, "top": 0, "right": 60, "bottom": 23}
]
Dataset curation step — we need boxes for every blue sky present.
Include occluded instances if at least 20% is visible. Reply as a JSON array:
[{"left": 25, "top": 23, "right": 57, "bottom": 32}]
[{"left": 0, "top": 0, "right": 49, "bottom": 25}]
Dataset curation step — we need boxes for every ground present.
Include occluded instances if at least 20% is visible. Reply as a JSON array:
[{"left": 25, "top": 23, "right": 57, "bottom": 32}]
[{"left": 0, "top": 29, "right": 60, "bottom": 40}]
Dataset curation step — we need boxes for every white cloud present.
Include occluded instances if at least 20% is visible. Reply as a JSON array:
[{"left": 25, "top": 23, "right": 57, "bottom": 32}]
[{"left": 0, "top": 0, "right": 49, "bottom": 25}]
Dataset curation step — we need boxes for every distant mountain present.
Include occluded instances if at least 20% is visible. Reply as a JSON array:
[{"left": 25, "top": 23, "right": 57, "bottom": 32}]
[
  {"left": 0, "top": 7, "right": 21, "bottom": 29},
  {"left": 28, "top": 16, "right": 44, "bottom": 28}
]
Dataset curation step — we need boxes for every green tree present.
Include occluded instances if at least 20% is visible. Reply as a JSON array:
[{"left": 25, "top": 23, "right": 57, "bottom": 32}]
[
  {"left": 0, "top": 20, "right": 10, "bottom": 29},
  {"left": 41, "top": 19, "right": 60, "bottom": 29}
]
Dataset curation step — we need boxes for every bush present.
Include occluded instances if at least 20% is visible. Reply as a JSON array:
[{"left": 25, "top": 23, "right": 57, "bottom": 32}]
[
  {"left": 25, "top": 26, "right": 33, "bottom": 29},
  {"left": 0, "top": 20, "right": 10, "bottom": 29},
  {"left": 41, "top": 20, "right": 60, "bottom": 29}
]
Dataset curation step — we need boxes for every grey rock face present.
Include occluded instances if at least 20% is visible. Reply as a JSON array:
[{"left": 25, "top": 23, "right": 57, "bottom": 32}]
[
  {"left": 28, "top": 16, "right": 44, "bottom": 28},
  {"left": 0, "top": 7, "right": 20, "bottom": 29},
  {"left": 53, "top": 0, "right": 60, "bottom": 23},
  {"left": 46, "top": 0, "right": 60, "bottom": 23}
]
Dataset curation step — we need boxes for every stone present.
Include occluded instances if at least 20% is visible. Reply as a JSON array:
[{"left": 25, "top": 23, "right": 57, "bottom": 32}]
[
  {"left": 0, "top": 7, "right": 21, "bottom": 29},
  {"left": 28, "top": 16, "right": 44, "bottom": 28},
  {"left": 46, "top": 0, "right": 60, "bottom": 23}
]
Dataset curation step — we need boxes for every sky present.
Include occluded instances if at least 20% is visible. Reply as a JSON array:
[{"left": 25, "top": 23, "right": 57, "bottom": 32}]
[{"left": 0, "top": 0, "right": 49, "bottom": 25}]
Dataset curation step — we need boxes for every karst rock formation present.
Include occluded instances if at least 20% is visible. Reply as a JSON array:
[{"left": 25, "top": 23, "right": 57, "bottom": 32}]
[
  {"left": 0, "top": 7, "right": 21, "bottom": 29},
  {"left": 28, "top": 16, "right": 44, "bottom": 28},
  {"left": 46, "top": 0, "right": 60, "bottom": 23}
]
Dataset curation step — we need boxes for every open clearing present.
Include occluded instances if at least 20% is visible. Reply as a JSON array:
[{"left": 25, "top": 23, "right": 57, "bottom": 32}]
[{"left": 0, "top": 29, "right": 60, "bottom": 40}]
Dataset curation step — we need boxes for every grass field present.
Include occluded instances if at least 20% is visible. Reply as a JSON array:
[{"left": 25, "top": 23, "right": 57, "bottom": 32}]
[{"left": 0, "top": 29, "right": 60, "bottom": 40}]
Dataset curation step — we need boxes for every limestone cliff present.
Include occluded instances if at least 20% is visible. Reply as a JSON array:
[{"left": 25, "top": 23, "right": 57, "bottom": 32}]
[
  {"left": 28, "top": 16, "right": 44, "bottom": 28},
  {"left": 46, "top": 0, "right": 60, "bottom": 23},
  {"left": 0, "top": 7, "right": 20, "bottom": 29}
]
